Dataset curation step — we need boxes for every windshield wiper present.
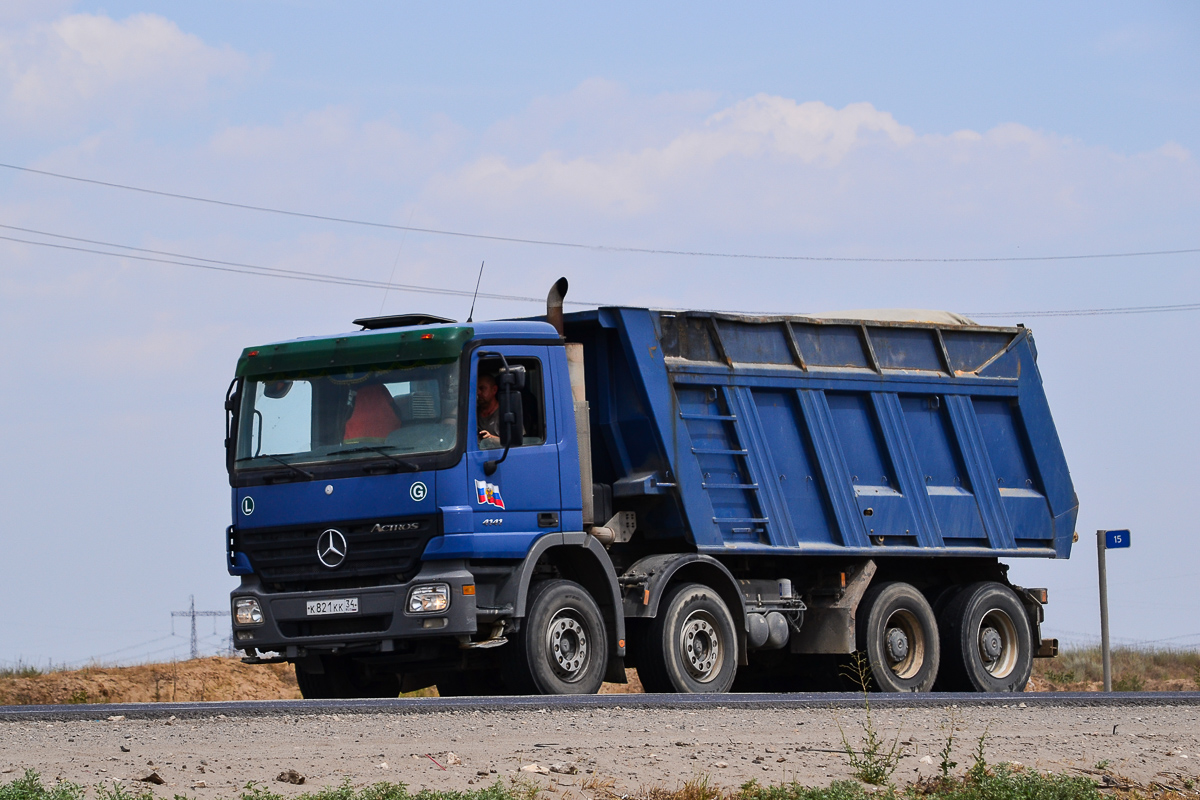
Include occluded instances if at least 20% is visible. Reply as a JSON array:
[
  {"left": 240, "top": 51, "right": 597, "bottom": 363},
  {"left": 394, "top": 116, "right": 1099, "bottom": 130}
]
[
  {"left": 253, "top": 453, "right": 315, "bottom": 480},
  {"left": 337, "top": 446, "right": 419, "bottom": 472}
]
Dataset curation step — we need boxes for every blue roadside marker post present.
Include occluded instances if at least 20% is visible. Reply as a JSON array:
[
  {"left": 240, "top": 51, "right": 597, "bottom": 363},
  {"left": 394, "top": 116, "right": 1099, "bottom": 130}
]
[{"left": 1097, "top": 529, "right": 1131, "bottom": 692}]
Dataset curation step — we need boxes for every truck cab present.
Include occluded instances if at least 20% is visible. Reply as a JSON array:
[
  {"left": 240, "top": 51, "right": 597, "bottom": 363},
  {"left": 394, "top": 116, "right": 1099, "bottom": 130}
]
[{"left": 225, "top": 317, "right": 624, "bottom": 696}]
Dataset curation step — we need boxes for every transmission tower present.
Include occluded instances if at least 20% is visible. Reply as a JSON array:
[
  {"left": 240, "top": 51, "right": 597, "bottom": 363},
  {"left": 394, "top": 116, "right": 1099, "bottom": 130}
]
[{"left": 171, "top": 595, "right": 229, "bottom": 660}]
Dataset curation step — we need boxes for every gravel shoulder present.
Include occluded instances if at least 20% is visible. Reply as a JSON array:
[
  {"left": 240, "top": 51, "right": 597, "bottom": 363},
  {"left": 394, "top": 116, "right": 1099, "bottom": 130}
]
[{"left": 2, "top": 702, "right": 1198, "bottom": 796}]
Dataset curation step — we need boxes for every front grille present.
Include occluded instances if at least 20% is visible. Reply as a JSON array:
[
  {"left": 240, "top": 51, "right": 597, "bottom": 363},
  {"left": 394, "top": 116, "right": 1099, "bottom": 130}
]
[
  {"left": 278, "top": 614, "right": 393, "bottom": 638},
  {"left": 237, "top": 515, "right": 437, "bottom": 593}
]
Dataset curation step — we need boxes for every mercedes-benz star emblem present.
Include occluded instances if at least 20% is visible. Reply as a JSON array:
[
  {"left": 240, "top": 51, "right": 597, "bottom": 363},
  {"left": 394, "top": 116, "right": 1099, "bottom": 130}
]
[{"left": 316, "top": 529, "right": 348, "bottom": 569}]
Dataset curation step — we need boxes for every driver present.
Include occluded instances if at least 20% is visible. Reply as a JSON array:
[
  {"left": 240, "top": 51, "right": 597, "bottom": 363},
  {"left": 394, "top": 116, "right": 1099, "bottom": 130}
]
[
  {"left": 476, "top": 372, "right": 501, "bottom": 446},
  {"left": 477, "top": 370, "right": 525, "bottom": 448}
]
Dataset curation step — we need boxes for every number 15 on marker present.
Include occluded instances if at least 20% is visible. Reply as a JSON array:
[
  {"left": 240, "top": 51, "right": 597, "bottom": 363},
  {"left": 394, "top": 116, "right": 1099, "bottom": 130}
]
[{"left": 1104, "top": 529, "right": 1131, "bottom": 549}]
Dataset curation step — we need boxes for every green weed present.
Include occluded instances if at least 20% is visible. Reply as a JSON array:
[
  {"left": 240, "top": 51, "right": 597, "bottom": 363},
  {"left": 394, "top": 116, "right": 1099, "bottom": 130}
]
[
  {"left": 95, "top": 782, "right": 156, "bottom": 800},
  {"left": 0, "top": 771, "right": 85, "bottom": 800},
  {"left": 1111, "top": 674, "right": 1145, "bottom": 692},
  {"left": 1044, "top": 669, "right": 1076, "bottom": 684},
  {"left": 966, "top": 726, "right": 990, "bottom": 783},
  {"left": 731, "top": 764, "right": 1101, "bottom": 800},
  {"left": 936, "top": 711, "right": 961, "bottom": 778},
  {"left": 833, "top": 652, "right": 904, "bottom": 786},
  {"left": 2, "top": 768, "right": 1110, "bottom": 800}
]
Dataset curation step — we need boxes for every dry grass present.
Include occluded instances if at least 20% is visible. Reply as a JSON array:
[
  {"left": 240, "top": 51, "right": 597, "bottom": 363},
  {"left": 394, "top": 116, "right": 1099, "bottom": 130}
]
[{"left": 1031, "top": 646, "right": 1200, "bottom": 692}]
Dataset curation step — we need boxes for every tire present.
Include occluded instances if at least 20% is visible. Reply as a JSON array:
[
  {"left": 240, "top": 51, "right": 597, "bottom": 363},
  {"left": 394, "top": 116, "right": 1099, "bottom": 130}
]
[
  {"left": 856, "top": 582, "right": 940, "bottom": 692},
  {"left": 931, "top": 585, "right": 963, "bottom": 691},
  {"left": 504, "top": 579, "right": 608, "bottom": 695},
  {"left": 637, "top": 582, "right": 738, "bottom": 693},
  {"left": 294, "top": 662, "right": 335, "bottom": 699},
  {"left": 938, "top": 581, "right": 1032, "bottom": 692},
  {"left": 295, "top": 656, "right": 400, "bottom": 699}
]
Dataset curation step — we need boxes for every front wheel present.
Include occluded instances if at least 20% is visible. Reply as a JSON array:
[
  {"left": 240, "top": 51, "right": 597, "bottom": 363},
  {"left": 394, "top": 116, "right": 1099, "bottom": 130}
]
[
  {"left": 637, "top": 582, "right": 738, "bottom": 693},
  {"left": 856, "top": 582, "right": 940, "bottom": 692},
  {"left": 504, "top": 579, "right": 608, "bottom": 695},
  {"left": 938, "top": 581, "right": 1032, "bottom": 692}
]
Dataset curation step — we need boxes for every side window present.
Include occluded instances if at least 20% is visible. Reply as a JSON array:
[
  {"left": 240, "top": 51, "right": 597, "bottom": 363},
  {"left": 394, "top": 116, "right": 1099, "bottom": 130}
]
[{"left": 476, "top": 357, "right": 546, "bottom": 450}]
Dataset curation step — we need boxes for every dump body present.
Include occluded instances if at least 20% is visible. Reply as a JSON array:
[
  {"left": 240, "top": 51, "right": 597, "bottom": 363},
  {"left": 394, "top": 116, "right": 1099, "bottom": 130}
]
[{"left": 565, "top": 307, "right": 1077, "bottom": 560}]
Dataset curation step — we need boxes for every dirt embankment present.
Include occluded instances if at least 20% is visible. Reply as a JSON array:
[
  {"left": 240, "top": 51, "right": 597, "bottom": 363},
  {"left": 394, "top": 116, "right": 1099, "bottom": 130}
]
[
  {"left": 0, "top": 658, "right": 646, "bottom": 705},
  {"left": 0, "top": 658, "right": 302, "bottom": 705},
  {"left": 1, "top": 647, "right": 1193, "bottom": 706}
]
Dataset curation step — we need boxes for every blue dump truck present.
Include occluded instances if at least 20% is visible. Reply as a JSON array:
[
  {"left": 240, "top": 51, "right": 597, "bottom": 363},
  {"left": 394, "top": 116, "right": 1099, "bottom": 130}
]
[{"left": 225, "top": 279, "right": 1076, "bottom": 697}]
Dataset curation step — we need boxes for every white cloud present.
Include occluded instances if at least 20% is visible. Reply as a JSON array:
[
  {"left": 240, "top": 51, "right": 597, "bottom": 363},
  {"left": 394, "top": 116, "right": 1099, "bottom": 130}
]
[
  {"left": 0, "top": 12, "right": 251, "bottom": 127},
  {"left": 429, "top": 97, "right": 918, "bottom": 219},
  {"left": 699, "top": 96, "right": 915, "bottom": 163},
  {"left": 422, "top": 93, "right": 1198, "bottom": 253},
  {"left": 0, "top": 0, "right": 73, "bottom": 26}
]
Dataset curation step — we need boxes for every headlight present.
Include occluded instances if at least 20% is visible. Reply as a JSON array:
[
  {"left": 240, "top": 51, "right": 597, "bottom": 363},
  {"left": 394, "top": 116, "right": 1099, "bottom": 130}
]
[
  {"left": 234, "top": 597, "right": 264, "bottom": 625},
  {"left": 408, "top": 584, "right": 450, "bottom": 613}
]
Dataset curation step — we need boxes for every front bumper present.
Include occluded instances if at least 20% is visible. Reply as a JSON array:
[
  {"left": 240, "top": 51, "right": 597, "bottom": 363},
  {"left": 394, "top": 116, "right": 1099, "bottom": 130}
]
[{"left": 231, "top": 561, "right": 477, "bottom": 657}]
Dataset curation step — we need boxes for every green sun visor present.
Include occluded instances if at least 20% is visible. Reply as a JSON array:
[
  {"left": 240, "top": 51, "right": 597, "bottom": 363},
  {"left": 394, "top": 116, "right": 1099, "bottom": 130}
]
[{"left": 236, "top": 326, "right": 475, "bottom": 379}]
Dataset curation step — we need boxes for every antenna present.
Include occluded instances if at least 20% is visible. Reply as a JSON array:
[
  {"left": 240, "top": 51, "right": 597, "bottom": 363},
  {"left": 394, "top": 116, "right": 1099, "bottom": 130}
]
[{"left": 466, "top": 261, "right": 485, "bottom": 322}]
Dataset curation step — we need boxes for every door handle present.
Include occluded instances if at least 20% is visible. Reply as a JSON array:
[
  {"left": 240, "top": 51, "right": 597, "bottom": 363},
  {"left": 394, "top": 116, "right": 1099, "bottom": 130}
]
[{"left": 538, "top": 512, "right": 559, "bottom": 528}]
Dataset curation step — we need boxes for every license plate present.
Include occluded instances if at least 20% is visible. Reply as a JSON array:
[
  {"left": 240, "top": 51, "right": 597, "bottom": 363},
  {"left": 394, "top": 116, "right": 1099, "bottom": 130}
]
[{"left": 306, "top": 598, "right": 359, "bottom": 616}]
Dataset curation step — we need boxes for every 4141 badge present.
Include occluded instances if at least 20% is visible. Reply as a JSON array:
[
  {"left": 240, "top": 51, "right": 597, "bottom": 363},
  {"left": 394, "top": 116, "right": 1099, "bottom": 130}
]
[{"left": 475, "top": 479, "right": 505, "bottom": 509}]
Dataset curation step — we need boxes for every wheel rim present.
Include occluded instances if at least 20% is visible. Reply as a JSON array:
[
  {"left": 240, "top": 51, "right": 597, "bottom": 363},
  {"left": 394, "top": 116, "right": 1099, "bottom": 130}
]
[
  {"left": 545, "top": 609, "right": 590, "bottom": 682},
  {"left": 679, "top": 610, "right": 724, "bottom": 682},
  {"left": 881, "top": 608, "right": 925, "bottom": 680},
  {"left": 976, "top": 607, "right": 1018, "bottom": 678}
]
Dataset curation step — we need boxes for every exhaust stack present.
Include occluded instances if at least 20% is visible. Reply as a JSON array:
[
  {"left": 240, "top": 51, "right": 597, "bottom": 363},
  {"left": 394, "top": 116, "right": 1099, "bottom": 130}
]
[
  {"left": 547, "top": 277, "right": 631, "bottom": 544},
  {"left": 547, "top": 277, "right": 568, "bottom": 337}
]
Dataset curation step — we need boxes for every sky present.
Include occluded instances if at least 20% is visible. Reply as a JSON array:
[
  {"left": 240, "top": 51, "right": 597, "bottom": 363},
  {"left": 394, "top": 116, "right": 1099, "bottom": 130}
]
[{"left": 0, "top": 2, "right": 1198, "bottom": 668}]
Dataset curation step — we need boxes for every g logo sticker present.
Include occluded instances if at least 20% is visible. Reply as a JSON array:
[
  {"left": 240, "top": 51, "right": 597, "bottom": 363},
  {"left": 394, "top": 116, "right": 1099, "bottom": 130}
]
[
  {"left": 241, "top": 496, "right": 255, "bottom": 516},
  {"left": 409, "top": 481, "right": 428, "bottom": 502}
]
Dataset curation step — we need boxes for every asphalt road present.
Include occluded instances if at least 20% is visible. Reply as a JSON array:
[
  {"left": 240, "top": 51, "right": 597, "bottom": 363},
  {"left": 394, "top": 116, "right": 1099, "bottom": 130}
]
[{"left": 2, "top": 691, "right": 1198, "bottom": 722}]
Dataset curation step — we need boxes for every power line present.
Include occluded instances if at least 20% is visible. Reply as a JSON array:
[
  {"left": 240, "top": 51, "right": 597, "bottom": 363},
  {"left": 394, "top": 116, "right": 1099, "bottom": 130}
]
[
  {"left": 2, "top": 161, "right": 1198, "bottom": 264},
  {"left": 4, "top": 222, "right": 1200, "bottom": 320},
  {"left": 970, "top": 302, "right": 1200, "bottom": 318},
  {"left": 0, "top": 227, "right": 598, "bottom": 306},
  {"left": 82, "top": 634, "right": 179, "bottom": 662}
]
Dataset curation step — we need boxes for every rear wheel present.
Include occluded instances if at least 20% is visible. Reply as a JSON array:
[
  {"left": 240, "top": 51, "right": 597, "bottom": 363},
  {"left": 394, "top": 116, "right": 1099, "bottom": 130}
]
[
  {"left": 504, "top": 579, "right": 608, "bottom": 695},
  {"left": 856, "top": 582, "right": 939, "bottom": 692},
  {"left": 938, "top": 582, "right": 1032, "bottom": 692},
  {"left": 294, "top": 656, "right": 400, "bottom": 699},
  {"left": 637, "top": 583, "right": 738, "bottom": 693}
]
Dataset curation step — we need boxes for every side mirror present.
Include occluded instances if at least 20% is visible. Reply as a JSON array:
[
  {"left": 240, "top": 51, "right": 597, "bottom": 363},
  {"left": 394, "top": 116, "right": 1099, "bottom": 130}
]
[
  {"left": 497, "top": 388, "right": 523, "bottom": 449},
  {"left": 224, "top": 378, "right": 240, "bottom": 475},
  {"left": 263, "top": 380, "right": 293, "bottom": 399},
  {"left": 498, "top": 364, "right": 526, "bottom": 390}
]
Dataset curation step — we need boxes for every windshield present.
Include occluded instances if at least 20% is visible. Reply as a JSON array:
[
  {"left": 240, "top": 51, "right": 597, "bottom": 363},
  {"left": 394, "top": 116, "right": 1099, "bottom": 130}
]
[{"left": 234, "top": 360, "right": 460, "bottom": 471}]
